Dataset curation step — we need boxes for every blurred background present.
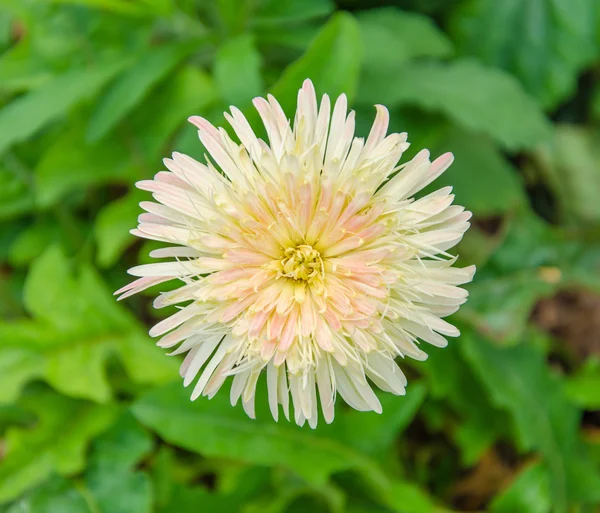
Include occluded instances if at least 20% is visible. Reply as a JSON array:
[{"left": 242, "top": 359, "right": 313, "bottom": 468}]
[{"left": 1, "top": 0, "right": 599, "bottom": 512}]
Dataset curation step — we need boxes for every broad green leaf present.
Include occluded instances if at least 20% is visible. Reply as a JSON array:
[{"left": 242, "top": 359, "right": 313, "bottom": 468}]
[
  {"left": 0, "top": 59, "right": 129, "bottom": 156},
  {"left": 269, "top": 12, "right": 363, "bottom": 116},
  {"left": 359, "top": 59, "right": 551, "bottom": 150},
  {"left": 85, "top": 413, "right": 153, "bottom": 513},
  {"left": 358, "top": 8, "right": 452, "bottom": 74},
  {"left": 254, "top": 0, "right": 334, "bottom": 25},
  {"left": 1, "top": 246, "right": 176, "bottom": 403},
  {"left": 0, "top": 347, "right": 43, "bottom": 404},
  {"left": 460, "top": 273, "right": 555, "bottom": 343},
  {"left": 338, "top": 384, "right": 426, "bottom": 459},
  {"left": 132, "top": 382, "right": 443, "bottom": 513},
  {"left": 419, "top": 342, "right": 508, "bottom": 465},
  {"left": 131, "top": 66, "right": 217, "bottom": 159},
  {"left": 132, "top": 382, "right": 382, "bottom": 485},
  {"left": 0, "top": 39, "right": 52, "bottom": 93},
  {"left": 9, "top": 219, "right": 63, "bottom": 267},
  {"left": 158, "top": 485, "right": 247, "bottom": 513},
  {"left": 94, "top": 189, "right": 143, "bottom": 268},
  {"left": 534, "top": 125, "right": 600, "bottom": 224},
  {"left": 566, "top": 358, "right": 600, "bottom": 409},
  {"left": 426, "top": 126, "right": 526, "bottom": 215},
  {"left": 214, "top": 35, "right": 263, "bottom": 106},
  {"left": 35, "top": 124, "right": 138, "bottom": 208},
  {"left": 461, "top": 332, "right": 600, "bottom": 511},
  {"left": 490, "top": 463, "right": 551, "bottom": 513},
  {"left": 52, "top": 0, "right": 156, "bottom": 16},
  {"left": 386, "top": 480, "right": 451, "bottom": 513},
  {"left": 87, "top": 42, "right": 197, "bottom": 142},
  {"left": 5, "top": 476, "right": 92, "bottom": 513},
  {"left": 0, "top": 388, "right": 116, "bottom": 503},
  {"left": 0, "top": 167, "right": 34, "bottom": 221},
  {"left": 449, "top": 0, "right": 598, "bottom": 108}
]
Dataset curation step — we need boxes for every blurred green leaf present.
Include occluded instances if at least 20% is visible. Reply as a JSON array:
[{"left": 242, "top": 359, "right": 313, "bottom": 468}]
[
  {"left": 9, "top": 219, "right": 64, "bottom": 267},
  {"left": 0, "top": 167, "right": 33, "bottom": 221},
  {"left": 449, "top": 0, "right": 598, "bottom": 108},
  {"left": 52, "top": 0, "right": 160, "bottom": 16},
  {"left": 214, "top": 35, "right": 263, "bottom": 106},
  {"left": 359, "top": 59, "right": 551, "bottom": 150},
  {"left": 270, "top": 12, "right": 363, "bottom": 115},
  {"left": 159, "top": 484, "right": 249, "bottom": 513},
  {"left": 0, "top": 388, "right": 116, "bottom": 503},
  {"left": 358, "top": 7, "right": 452, "bottom": 74},
  {"left": 461, "top": 273, "right": 554, "bottom": 343},
  {"left": 94, "top": 189, "right": 143, "bottom": 268},
  {"left": 490, "top": 462, "right": 551, "bottom": 513},
  {"left": 254, "top": 0, "right": 334, "bottom": 25},
  {"left": 0, "top": 246, "right": 176, "bottom": 403},
  {"left": 85, "top": 412, "right": 153, "bottom": 513},
  {"left": 338, "top": 384, "right": 426, "bottom": 459},
  {"left": 87, "top": 42, "right": 197, "bottom": 143},
  {"left": 419, "top": 342, "right": 508, "bottom": 465},
  {"left": 0, "top": 39, "right": 52, "bottom": 93},
  {"left": 5, "top": 476, "right": 92, "bottom": 513},
  {"left": 535, "top": 125, "right": 600, "bottom": 224},
  {"left": 566, "top": 358, "right": 600, "bottom": 409},
  {"left": 386, "top": 480, "right": 451, "bottom": 513},
  {"left": 132, "top": 382, "right": 379, "bottom": 486},
  {"left": 0, "top": 59, "right": 129, "bottom": 156},
  {"left": 132, "top": 65, "right": 217, "bottom": 159},
  {"left": 462, "top": 332, "right": 600, "bottom": 512},
  {"left": 427, "top": 126, "right": 526, "bottom": 215},
  {"left": 35, "top": 123, "right": 137, "bottom": 208}
]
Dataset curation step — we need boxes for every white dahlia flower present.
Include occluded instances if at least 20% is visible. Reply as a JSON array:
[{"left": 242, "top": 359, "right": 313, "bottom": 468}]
[{"left": 117, "top": 79, "right": 475, "bottom": 428}]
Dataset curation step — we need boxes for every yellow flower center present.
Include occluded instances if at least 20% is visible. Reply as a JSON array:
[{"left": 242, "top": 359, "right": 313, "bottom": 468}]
[{"left": 280, "top": 245, "right": 323, "bottom": 283}]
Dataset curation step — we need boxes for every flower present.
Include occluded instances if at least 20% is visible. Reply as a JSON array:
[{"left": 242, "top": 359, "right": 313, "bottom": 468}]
[{"left": 117, "top": 79, "right": 475, "bottom": 428}]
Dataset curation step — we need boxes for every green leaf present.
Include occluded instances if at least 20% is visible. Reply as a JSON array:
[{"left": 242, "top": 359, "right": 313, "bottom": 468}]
[
  {"left": 131, "top": 65, "right": 217, "bottom": 159},
  {"left": 0, "top": 388, "right": 116, "bottom": 503},
  {"left": 461, "top": 332, "right": 600, "bottom": 512},
  {"left": 94, "top": 189, "right": 143, "bottom": 268},
  {"left": 0, "top": 39, "right": 52, "bottom": 93},
  {"left": 133, "top": 382, "right": 442, "bottom": 513},
  {"left": 449, "top": 0, "right": 598, "bottom": 108},
  {"left": 214, "top": 35, "right": 263, "bottom": 106},
  {"left": 357, "top": 7, "right": 452, "bottom": 74},
  {"left": 35, "top": 123, "right": 138, "bottom": 208},
  {"left": 338, "top": 384, "right": 426, "bottom": 459},
  {"left": 490, "top": 463, "right": 551, "bottom": 513},
  {"left": 460, "top": 273, "right": 555, "bottom": 343},
  {"left": 158, "top": 484, "right": 249, "bottom": 513},
  {"left": 1, "top": 246, "right": 176, "bottom": 403},
  {"left": 534, "top": 125, "right": 600, "bottom": 224},
  {"left": 0, "top": 167, "right": 34, "bottom": 221},
  {"left": 269, "top": 12, "right": 363, "bottom": 116},
  {"left": 426, "top": 126, "right": 526, "bottom": 215},
  {"left": 0, "top": 59, "right": 129, "bottom": 156},
  {"left": 87, "top": 43, "right": 196, "bottom": 142},
  {"left": 132, "top": 382, "right": 381, "bottom": 486},
  {"left": 419, "top": 342, "right": 508, "bottom": 465},
  {"left": 5, "top": 476, "right": 92, "bottom": 513},
  {"left": 566, "top": 358, "right": 600, "bottom": 409},
  {"left": 359, "top": 59, "right": 551, "bottom": 150},
  {"left": 386, "top": 480, "right": 451, "bottom": 513},
  {"left": 254, "top": 0, "right": 334, "bottom": 25},
  {"left": 85, "top": 413, "right": 153, "bottom": 513}
]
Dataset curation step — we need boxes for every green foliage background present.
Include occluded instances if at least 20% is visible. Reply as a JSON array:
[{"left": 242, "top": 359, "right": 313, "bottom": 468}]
[{"left": 1, "top": 0, "right": 600, "bottom": 512}]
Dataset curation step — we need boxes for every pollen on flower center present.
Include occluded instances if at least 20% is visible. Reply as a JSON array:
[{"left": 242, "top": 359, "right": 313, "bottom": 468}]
[{"left": 279, "top": 245, "right": 323, "bottom": 283}]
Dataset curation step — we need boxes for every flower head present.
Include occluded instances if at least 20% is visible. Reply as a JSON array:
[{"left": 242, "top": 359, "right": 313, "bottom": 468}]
[{"left": 117, "top": 79, "right": 475, "bottom": 427}]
